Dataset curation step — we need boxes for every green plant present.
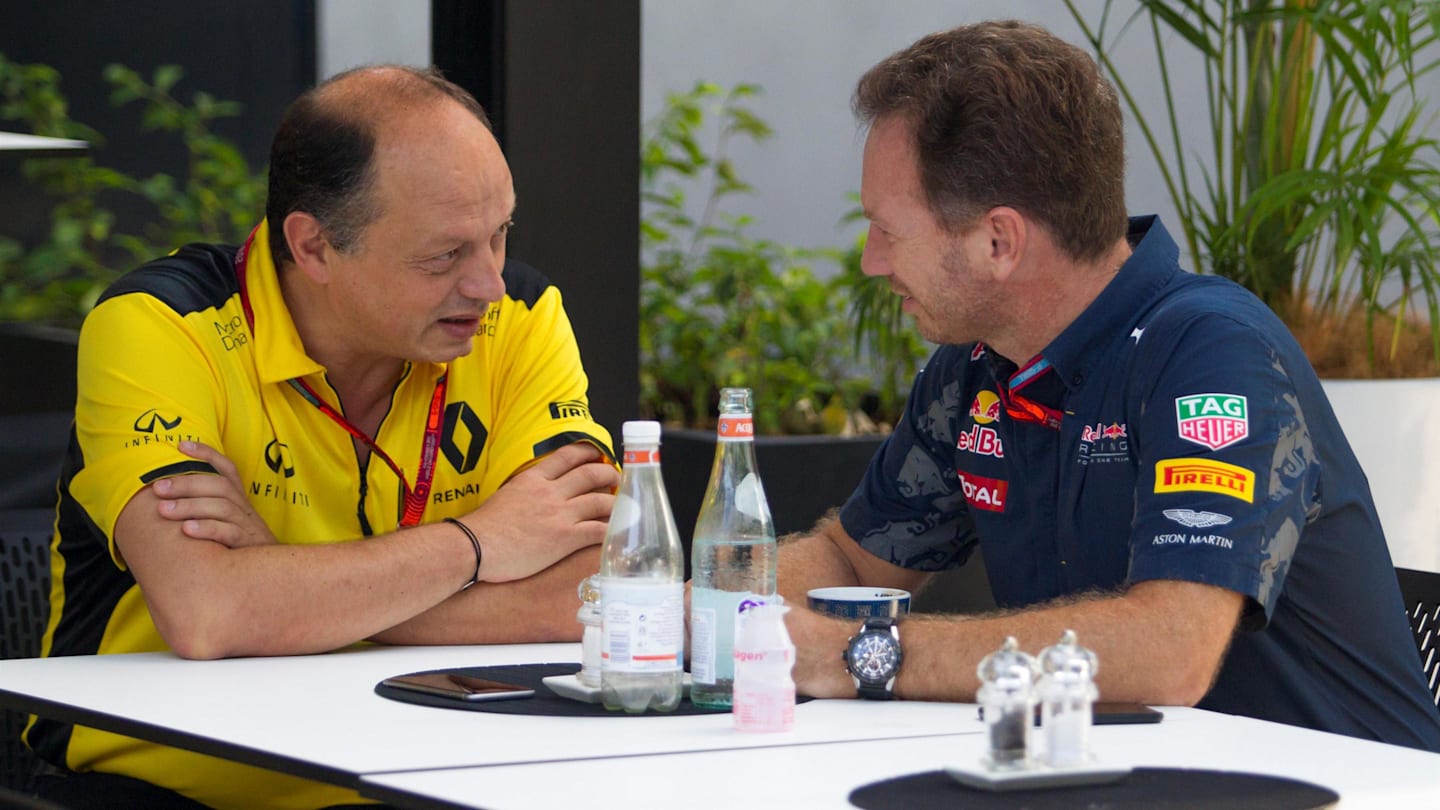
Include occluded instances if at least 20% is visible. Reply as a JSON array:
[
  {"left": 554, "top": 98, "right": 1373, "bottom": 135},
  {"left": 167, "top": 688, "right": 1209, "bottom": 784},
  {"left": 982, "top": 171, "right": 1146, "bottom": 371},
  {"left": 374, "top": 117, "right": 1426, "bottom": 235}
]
[
  {"left": 1065, "top": 0, "right": 1440, "bottom": 371},
  {"left": 639, "top": 82, "right": 927, "bottom": 435},
  {"left": 0, "top": 55, "right": 265, "bottom": 325}
]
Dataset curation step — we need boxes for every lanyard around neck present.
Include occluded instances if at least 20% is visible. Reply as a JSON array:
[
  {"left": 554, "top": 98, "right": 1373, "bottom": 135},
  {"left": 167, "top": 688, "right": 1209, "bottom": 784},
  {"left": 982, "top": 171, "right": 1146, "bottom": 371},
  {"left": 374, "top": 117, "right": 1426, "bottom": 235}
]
[{"left": 235, "top": 224, "right": 447, "bottom": 528}]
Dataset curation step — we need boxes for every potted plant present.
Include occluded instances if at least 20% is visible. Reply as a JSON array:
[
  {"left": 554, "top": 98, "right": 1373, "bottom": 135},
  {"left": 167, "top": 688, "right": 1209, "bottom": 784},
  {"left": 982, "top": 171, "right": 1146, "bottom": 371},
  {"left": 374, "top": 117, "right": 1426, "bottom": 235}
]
[
  {"left": 638, "top": 82, "right": 931, "bottom": 548},
  {"left": 1064, "top": 1, "right": 1440, "bottom": 572}
]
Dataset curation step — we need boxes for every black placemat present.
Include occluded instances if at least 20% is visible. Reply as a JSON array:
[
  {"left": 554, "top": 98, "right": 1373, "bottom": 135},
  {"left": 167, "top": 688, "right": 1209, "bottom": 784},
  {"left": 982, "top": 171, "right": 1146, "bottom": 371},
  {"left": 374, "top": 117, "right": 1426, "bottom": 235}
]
[
  {"left": 374, "top": 663, "right": 736, "bottom": 717},
  {"left": 849, "top": 767, "right": 1339, "bottom": 809}
]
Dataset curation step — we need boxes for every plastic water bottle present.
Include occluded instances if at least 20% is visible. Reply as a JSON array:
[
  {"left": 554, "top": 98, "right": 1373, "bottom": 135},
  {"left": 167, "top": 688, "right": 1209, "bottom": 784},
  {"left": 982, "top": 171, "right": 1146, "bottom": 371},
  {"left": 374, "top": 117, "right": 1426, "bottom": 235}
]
[
  {"left": 1038, "top": 629, "right": 1099, "bottom": 767},
  {"left": 689, "top": 388, "right": 777, "bottom": 709},
  {"left": 732, "top": 601, "right": 795, "bottom": 732},
  {"left": 598, "top": 421, "right": 685, "bottom": 713}
]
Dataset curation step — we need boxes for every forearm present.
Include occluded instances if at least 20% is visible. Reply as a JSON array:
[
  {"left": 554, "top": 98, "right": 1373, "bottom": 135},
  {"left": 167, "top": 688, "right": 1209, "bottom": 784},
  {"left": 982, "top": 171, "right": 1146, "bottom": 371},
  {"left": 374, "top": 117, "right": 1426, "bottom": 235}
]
[
  {"left": 122, "top": 487, "right": 477, "bottom": 659},
  {"left": 371, "top": 546, "right": 600, "bottom": 645},
  {"left": 795, "top": 579, "right": 1242, "bottom": 704},
  {"left": 776, "top": 521, "right": 864, "bottom": 604}
]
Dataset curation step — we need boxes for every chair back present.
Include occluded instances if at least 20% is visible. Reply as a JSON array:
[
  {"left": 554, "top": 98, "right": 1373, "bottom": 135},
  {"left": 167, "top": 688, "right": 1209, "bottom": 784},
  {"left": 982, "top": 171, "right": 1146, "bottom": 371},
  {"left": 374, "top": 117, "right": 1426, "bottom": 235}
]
[
  {"left": 1, "top": 508, "right": 54, "bottom": 793},
  {"left": 1395, "top": 567, "right": 1440, "bottom": 709}
]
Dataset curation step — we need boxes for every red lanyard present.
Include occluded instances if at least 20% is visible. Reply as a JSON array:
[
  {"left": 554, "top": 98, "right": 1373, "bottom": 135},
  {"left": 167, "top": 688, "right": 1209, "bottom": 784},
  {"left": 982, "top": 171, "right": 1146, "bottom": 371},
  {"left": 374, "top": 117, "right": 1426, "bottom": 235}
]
[
  {"left": 989, "top": 350, "right": 1064, "bottom": 431},
  {"left": 236, "top": 225, "right": 447, "bottom": 528}
]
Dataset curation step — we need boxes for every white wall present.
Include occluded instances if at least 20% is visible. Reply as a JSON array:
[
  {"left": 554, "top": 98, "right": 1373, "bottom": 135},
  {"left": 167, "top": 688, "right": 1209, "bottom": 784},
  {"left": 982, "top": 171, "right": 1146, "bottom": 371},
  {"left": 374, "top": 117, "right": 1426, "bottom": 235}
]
[
  {"left": 317, "top": 0, "right": 431, "bottom": 80},
  {"left": 642, "top": 0, "right": 1213, "bottom": 258}
]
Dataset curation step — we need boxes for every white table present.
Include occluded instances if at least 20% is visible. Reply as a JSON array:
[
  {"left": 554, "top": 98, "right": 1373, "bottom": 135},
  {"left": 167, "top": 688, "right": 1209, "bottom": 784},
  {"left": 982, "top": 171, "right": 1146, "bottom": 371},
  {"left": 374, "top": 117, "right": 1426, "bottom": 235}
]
[
  {"left": 0, "top": 643, "right": 981, "bottom": 788},
  {"left": 361, "top": 710, "right": 1440, "bottom": 809},
  {"left": 3, "top": 644, "right": 1437, "bottom": 808}
]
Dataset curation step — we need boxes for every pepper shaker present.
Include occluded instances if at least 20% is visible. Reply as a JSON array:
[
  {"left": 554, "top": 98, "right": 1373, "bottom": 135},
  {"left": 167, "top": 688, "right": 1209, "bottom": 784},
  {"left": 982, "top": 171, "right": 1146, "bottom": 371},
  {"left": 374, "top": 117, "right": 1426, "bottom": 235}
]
[{"left": 976, "top": 636, "right": 1038, "bottom": 770}]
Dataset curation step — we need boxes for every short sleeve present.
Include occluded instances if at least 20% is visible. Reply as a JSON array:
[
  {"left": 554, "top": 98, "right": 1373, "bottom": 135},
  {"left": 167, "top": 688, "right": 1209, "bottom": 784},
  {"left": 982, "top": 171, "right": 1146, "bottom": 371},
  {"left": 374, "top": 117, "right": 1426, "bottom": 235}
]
[
  {"left": 1128, "top": 313, "right": 1318, "bottom": 627},
  {"left": 481, "top": 281, "right": 615, "bottom": 477},
  {"left": 68, "top": 293, "right": 226, "bottom": 562},
  {"left": 839, "top": 349, "right": 977, "bottom": 571}
]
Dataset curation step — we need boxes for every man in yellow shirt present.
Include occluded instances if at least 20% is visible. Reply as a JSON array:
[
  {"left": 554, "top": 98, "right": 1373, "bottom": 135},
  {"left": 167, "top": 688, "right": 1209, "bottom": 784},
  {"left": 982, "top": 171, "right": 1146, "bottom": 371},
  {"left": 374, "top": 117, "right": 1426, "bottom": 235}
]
[{"left": 27, "top": 65, "right": 618, "bottom": 809}]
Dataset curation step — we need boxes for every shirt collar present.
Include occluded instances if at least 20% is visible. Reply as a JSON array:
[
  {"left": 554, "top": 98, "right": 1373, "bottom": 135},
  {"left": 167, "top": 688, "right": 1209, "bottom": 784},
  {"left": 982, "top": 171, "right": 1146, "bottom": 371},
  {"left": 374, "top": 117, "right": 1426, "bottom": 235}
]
[
  {"left": 1040, "top": 215, "right": 1181, "bottom": 392},
  {"left": 241, "top": 218, "right": 326, "bottom": 385}
]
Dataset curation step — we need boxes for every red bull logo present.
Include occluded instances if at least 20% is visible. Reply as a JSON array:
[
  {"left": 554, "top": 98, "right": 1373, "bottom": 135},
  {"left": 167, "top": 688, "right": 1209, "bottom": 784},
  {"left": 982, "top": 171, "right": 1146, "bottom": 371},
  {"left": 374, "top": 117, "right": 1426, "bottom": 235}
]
[
  {"left": 1081, "top": 422, "right": 1128, "bottom": 443},
  {"left": 970, "top": 390, "right": 1002, "bottom": 424},
  {"left": 957, "top": 425, "right": 1005, "bottom": 458}
]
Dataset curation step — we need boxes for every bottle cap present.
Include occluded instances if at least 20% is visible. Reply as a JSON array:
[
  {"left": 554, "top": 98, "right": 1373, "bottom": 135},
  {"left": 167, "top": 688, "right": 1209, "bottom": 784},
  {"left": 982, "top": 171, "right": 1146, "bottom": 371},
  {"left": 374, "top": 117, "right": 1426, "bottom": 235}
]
[
  {"left": 735, "top": 602, "right": 792, "bottom": 652},
  {"left": 622, "top": 420, "right": 663, "bottom": 444}
]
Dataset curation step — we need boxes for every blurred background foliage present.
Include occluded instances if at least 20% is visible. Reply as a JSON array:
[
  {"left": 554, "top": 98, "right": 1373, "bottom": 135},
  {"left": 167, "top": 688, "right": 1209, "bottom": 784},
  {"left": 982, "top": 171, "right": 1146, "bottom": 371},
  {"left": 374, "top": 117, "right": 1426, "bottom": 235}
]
[{"left": 0, "top": 54, "right": 264, "bottom": 325}]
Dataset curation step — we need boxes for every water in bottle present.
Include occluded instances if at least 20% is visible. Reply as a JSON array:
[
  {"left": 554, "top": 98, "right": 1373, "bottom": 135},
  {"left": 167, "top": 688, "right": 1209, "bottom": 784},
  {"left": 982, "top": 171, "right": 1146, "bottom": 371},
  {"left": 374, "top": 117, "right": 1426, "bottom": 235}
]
[
  {"left": 689, "top": 388, "right": 777, "bottom": 709},
  {"left": 598, "top": 421, "right": 686, "bottom": 713}
]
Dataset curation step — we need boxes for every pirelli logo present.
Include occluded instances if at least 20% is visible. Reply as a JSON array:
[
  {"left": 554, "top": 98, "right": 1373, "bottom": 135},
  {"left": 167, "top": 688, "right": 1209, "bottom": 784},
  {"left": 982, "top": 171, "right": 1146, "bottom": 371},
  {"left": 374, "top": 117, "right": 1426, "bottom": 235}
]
[
  {"left": 549, "top": 399, "right": 591, "bottom": 421},
  {"left": 1154, "top": 458, "right": 1255, "bottom": 503}
]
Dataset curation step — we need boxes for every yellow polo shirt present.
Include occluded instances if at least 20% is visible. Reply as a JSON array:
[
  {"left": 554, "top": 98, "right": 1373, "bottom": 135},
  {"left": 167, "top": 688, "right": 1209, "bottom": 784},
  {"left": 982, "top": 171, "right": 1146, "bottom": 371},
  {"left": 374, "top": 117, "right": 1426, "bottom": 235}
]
[{"left": 29, "top": 220, "right": 612, "bottom": 809}]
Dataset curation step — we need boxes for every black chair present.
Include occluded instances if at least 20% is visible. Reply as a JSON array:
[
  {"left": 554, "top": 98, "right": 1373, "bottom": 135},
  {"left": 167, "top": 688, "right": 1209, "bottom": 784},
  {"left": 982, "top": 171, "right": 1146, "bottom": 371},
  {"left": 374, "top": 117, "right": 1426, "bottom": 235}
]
[
  {"left": 1395, "top": 567, "right": 1440, "bottom": 709},
  {"left": 0, "top": 508, "right": 54, "bottom": 795}
]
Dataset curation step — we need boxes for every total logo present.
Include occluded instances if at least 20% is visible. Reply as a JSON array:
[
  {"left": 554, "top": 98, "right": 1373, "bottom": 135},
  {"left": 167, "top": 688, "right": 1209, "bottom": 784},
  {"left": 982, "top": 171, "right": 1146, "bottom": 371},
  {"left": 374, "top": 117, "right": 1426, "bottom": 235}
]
[{"left": 956, "top": 470, "right": 1008, "bottom": 512}]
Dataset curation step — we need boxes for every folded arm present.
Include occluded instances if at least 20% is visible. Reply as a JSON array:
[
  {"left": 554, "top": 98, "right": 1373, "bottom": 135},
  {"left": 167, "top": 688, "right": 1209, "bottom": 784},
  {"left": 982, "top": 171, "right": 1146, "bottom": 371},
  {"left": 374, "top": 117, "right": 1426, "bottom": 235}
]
[{"left": 127, "top": 441, "right": 615, "bottom": 659}]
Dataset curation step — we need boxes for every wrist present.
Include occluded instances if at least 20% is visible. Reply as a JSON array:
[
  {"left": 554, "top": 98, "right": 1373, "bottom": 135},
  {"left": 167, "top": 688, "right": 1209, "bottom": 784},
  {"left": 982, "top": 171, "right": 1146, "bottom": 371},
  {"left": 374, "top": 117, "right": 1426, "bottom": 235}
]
[{"left": 444, "top": 517, "right": 483, "bottom": 590}]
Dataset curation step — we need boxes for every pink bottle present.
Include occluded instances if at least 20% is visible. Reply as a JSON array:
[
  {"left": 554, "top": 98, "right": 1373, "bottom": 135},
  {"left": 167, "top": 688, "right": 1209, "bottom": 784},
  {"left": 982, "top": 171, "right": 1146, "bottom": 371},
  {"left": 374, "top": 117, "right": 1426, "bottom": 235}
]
[{"left": 732, "top": 602, "right": 795, "bottom": 732}]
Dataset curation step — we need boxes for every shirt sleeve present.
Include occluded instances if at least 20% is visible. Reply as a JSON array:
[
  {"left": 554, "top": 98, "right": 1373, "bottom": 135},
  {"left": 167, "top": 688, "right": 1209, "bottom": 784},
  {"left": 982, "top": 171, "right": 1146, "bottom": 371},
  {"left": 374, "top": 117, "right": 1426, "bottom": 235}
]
[
  {"left": 1128, "top": 310, "right": 1319, "bottom": 628},
  {"left": 68, "top": 293, "right": 227, "bottom": 565},
  {"left": 481, "top": 283, "right": 615, "bottom": 479},
  {"left": 839, "top": 347, "right": 978, "bottom": 571}
]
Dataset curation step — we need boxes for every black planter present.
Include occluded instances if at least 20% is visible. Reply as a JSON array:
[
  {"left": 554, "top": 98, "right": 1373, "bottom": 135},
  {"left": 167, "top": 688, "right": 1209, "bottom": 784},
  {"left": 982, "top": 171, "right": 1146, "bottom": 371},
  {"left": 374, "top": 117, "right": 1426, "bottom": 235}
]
[{"left": 659, "top": 426, "right": 996, "bottom": 615}]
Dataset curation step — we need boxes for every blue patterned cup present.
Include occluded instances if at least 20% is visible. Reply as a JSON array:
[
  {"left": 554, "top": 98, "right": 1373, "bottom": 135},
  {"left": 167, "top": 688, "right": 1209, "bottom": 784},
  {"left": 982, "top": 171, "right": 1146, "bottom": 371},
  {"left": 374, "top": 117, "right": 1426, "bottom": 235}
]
[{"left": 807, "top": 587, "right": 911, "bottom": 619}]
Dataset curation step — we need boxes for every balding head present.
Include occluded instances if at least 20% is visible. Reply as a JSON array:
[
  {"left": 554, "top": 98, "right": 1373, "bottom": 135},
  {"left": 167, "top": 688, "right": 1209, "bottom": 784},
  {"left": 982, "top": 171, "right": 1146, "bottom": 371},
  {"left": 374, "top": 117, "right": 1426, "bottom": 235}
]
[{"left": 264, "top": 65, "right": 492, "bottom": 264}]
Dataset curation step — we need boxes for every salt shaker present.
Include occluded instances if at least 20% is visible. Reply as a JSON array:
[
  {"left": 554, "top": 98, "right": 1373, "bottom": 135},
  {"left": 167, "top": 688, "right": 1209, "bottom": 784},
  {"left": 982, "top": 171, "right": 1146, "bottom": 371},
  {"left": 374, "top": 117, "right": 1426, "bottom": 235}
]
[
  {"left": 976, "top": 636, "right": 1038, "bottom": 770},
  {"left": 1038, "top": 629, "right": 1099, "bottom": 767},
  {"left": 576, "top": 575, "right": 603, "bottom": 688}
]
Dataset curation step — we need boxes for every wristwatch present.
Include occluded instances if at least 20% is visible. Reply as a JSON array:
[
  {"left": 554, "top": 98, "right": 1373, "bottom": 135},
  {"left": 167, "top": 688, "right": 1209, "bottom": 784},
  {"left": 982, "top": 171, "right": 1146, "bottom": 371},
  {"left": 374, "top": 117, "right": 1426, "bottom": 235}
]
[{"left": 843, "top": 616, "right": 903, "bottom": 700}]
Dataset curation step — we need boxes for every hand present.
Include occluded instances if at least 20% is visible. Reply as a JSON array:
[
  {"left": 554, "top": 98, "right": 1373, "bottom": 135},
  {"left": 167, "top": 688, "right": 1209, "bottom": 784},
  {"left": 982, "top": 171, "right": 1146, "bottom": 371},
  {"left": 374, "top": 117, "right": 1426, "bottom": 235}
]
[
  {"left": 784, "top": 604, "right": 858, "bottom": 699},
  {"left": 461, "top": 442, "right": 618, "bottom": 583},
  {"left": 153, "top": 440, "right": 278, "bottom": 549}
]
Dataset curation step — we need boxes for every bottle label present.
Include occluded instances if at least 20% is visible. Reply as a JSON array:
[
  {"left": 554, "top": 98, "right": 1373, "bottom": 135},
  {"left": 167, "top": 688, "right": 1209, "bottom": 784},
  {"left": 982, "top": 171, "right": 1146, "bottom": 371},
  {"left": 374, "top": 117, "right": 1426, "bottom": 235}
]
[
  {"left": 716, "top": 414, "right": 755, "bottom": 442},
  {"left": 690, "top": 589, "right": 770, "bottom": 685},
  {"left": 733, "top": 684, "right": 795, "bottom": 732},
  {"left": 623, "top": 448, "right": 659, "bottom": 466},
  {"left": 599, "top": 581, "right": 683, "bottom": 674}
]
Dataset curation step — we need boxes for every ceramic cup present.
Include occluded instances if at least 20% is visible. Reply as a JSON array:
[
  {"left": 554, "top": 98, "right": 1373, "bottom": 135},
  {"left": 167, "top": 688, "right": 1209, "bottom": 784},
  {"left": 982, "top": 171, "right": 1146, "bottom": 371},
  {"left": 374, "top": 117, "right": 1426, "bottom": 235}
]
[{"left": 806, "top": 586, "right": 911, "bottom": 619}]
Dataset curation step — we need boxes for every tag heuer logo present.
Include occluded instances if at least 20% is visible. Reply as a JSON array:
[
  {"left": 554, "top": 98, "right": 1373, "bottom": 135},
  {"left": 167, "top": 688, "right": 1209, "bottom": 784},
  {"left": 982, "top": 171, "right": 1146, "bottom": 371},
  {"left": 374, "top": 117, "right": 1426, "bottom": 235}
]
[{"left": 1175, "top": 393, "right": 1248, "bottom": 450}]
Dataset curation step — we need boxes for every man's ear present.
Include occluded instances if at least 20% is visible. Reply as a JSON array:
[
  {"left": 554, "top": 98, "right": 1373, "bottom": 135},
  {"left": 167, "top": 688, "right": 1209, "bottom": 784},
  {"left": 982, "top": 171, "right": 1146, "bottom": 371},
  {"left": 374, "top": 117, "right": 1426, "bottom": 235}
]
[
  {"left": 982, "top": 206, "right": 1026, "bottom": 282},
  {"left": 281, "top": 212, "right": 332, "bottom": 283}
]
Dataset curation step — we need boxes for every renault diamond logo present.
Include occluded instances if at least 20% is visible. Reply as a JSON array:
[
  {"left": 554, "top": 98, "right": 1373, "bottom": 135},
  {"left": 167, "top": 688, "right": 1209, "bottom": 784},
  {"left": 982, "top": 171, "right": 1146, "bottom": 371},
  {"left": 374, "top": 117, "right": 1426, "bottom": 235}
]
[
  {"left": 134, "top": 409, "right": 183, "bottom": 433},
  {"left": 265, "top": 440, "right": 296, "bottom": 478},
  {"left": 442, "top": 401, "right": 487, "bottom": 474}
]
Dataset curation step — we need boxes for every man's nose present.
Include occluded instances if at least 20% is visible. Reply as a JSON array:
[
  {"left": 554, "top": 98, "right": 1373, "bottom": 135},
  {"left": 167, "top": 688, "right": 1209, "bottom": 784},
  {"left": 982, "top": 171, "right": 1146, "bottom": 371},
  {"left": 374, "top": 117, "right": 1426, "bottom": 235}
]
[
  {"left": 860, "top": 224, "right": 889, "bottom": 278},
  {"left": 458, "top": 249, "right": 506, "bottom": 301}
]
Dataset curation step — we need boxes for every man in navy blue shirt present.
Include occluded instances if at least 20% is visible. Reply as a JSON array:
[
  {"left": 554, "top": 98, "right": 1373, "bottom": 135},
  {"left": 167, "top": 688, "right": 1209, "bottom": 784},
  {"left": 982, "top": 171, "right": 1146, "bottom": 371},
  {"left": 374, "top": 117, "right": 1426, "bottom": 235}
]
[{"left": 777, "top": 20, "right": 1440, "bottom": 752}]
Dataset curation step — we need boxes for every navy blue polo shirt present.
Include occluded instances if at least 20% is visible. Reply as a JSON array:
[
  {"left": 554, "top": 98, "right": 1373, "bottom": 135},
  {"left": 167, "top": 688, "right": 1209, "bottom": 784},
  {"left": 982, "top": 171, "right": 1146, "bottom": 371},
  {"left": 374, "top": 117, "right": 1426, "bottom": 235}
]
[{"left": 841, "top": 216, "right": 1440, "bottom": 751}]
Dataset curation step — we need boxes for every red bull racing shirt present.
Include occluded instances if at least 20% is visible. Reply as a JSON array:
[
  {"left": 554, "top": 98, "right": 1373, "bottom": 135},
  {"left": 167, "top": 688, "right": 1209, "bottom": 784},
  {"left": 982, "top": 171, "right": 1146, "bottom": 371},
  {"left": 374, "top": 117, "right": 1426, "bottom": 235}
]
[{"left": 840, "top": 216, "right": 1440, "bottom": 752}]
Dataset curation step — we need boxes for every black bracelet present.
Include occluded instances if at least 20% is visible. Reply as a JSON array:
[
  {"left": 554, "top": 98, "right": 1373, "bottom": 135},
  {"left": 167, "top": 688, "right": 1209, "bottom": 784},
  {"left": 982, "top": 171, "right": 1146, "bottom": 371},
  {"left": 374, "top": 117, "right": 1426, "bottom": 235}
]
[{"left": 444, "top": 517, "right": 483, "bottom": 591}]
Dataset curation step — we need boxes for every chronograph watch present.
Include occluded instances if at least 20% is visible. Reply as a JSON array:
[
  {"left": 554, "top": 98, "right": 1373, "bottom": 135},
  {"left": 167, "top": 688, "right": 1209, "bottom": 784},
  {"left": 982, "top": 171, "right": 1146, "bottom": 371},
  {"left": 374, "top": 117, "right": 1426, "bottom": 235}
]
[{"left": 843, "top": 616, "right": 903, "bottom": 700}]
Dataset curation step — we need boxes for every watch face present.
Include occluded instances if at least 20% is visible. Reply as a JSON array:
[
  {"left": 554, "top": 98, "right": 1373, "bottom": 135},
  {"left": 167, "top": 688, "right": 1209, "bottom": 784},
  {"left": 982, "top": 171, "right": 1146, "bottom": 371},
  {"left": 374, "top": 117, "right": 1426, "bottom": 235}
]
[{"left": 848, "top": 632, "right": 899, "bottom": 682}]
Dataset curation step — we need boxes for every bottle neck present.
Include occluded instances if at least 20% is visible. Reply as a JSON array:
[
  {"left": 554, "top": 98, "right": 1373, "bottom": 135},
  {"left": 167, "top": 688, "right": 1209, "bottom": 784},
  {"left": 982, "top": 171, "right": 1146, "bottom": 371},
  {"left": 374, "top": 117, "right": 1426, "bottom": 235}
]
[
  {"left": 716, "top": 412, "right": 755, "bottom": 443},
  {"left": 622, "top": 443, "right": 662, "bottom": 467}
]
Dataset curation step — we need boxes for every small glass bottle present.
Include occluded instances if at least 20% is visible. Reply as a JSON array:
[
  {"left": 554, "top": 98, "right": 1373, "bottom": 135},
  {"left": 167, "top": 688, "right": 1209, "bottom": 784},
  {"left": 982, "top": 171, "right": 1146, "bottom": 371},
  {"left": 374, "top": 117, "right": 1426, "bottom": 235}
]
[
  {"left": 575, "top": 576, "right": 603, "bottom": 688},
  {"left": 689, "top": 387, "right": 777, "bottom": 709},
  {"left": 1038, "top": 629, "right": 1099, "bottom": 767},
  {"left": 598, "top": 421, "right": 685, "bottom": 713},
  {"left": 976, "top": 636, "right": 1038, "bottom": 770},
  {"left": 732, "top": 601, "right": 795, "bottom": 732}
]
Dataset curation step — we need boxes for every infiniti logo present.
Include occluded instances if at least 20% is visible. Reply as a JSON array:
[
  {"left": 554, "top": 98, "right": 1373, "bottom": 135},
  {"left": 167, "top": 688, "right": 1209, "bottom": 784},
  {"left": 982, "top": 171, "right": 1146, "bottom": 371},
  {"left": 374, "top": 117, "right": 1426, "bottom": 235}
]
[
  {"left": 265, "top": 439, "right": 296, "bottom": 478},
  {"left": 134, "top": 409, "right": 183, "bottom": 433}
]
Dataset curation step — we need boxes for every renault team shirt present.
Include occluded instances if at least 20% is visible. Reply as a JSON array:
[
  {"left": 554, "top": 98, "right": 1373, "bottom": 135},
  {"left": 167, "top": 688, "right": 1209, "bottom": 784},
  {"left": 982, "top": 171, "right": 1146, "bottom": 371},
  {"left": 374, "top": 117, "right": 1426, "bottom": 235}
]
[
  {"left": 841, "top": 216, "right": 1440, "bottom": 752},
  {"left": 30, "top": 219, "right": 615, "bottom": 809}
]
